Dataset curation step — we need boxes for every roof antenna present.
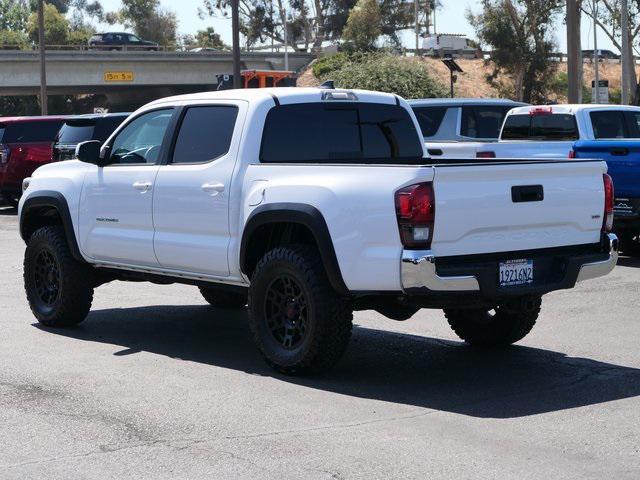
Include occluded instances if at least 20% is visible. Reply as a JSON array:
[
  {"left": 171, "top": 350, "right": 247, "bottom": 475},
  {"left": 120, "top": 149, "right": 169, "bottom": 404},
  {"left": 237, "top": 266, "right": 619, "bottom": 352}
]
[{"left": 320, "top": 80, "right": 335, "bottom": 89}]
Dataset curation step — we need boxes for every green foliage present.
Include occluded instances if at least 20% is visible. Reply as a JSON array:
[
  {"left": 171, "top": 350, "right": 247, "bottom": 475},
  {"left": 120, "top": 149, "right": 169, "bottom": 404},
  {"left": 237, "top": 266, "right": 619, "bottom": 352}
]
[
  {"left": 0, "top": 0, "right": 29, "bottom": 31},
  {"left": 549, "top": 71, "right": 591, "bottom": 103},
  {"left": 182, "top": 27, "right": 228, "bottom": 50},
  {"left": 342, "top": 0, "right": 382, "bottom": 51},
  {"left": 0, "top": 29, "right": 29, "bottom": 49},
  {"left": 318, "top": 53, "right": 448, "bottom": 99},
  {"left": 67, "top": 26, "right": 93, "bottom": 45},
  {"left": 27, "top": 3, "right": 70, "bottom": 45},
  {"left": 108, "top": 0, "right": 177, "bottom": 45},
  {"left": 468, "top": 0, "right": 562, "bottom": 103},
  {"left": 312, "top": 52, "right": 353, "bottom": 78}
]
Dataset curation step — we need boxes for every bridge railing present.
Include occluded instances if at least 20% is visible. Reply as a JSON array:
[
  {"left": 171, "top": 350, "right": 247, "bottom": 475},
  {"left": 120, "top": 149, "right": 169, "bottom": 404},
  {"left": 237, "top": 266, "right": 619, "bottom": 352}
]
[{"left": 0, "top": 44, "right": 222, "bottom": 53}]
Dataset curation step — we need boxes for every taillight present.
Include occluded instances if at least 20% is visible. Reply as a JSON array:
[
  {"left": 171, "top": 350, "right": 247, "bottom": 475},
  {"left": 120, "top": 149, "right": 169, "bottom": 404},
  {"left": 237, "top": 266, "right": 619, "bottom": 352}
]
[
  {"left": 0, "top": 144, "right": 9, "bottom": 164},
  {"left": 395, "top": 183, "right": 435, "bottom": 249},
  {"left": 603, "top": 173, "right": 614, "bottom": 232},
  {"left": 476, "top": 151, "right": 496, "bottom": 159},
  {"left": 568, "top": 149, "right": 576, "bottom": 159}
]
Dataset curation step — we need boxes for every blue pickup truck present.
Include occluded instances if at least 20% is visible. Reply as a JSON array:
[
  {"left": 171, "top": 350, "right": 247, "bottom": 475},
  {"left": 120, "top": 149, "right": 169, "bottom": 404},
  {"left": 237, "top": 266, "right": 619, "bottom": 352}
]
[{"left": 573, "top": 140, "right": 640, "bottom": 255}]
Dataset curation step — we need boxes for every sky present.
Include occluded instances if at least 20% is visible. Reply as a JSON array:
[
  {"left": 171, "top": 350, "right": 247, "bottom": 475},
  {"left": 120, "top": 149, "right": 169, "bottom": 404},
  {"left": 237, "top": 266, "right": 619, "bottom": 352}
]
[{"left": 97, "top": 0, "right": 617, "bottom": 53}]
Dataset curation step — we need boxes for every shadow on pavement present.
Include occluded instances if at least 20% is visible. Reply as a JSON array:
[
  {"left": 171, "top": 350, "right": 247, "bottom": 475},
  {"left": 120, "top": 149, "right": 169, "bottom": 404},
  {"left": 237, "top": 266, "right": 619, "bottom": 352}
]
[
  {"left": 617, "top": 255, "right": 640, "bottom": 268},
  {"left": 37, "top": 305, "right": 640, "bottom": 419}
]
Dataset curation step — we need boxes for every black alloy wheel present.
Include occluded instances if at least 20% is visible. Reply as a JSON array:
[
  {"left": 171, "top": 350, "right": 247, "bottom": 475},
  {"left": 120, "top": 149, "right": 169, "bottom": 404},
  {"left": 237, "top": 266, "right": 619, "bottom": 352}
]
[
  {"left": 32, "top": 249, "right": 61, "bottom": 313},
  {"left": 264, "top": 274, "right": 309, "bottom": 350}
]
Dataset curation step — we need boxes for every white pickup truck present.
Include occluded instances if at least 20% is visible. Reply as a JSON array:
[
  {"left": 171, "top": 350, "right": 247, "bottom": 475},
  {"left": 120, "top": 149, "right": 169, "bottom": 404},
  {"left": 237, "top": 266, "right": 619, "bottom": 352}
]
[
  {"left": 19, "top": 87, "right": 618, "bottom": 374},
  {"left": 409, "top": 98, "right": 526, "bottom": 159},
  {"left": 477, "top": 104, "right": 640, "bottom": 159}
]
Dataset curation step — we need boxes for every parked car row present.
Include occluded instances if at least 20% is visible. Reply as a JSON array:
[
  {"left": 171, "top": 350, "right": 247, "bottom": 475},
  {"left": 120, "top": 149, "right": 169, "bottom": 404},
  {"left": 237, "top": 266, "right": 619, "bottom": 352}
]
[
  {"left": 409, "top": 101, "right": 640, "bottom": 256},
  {"left": 0, "top": 113, "right": 129, "bottom": 207}
]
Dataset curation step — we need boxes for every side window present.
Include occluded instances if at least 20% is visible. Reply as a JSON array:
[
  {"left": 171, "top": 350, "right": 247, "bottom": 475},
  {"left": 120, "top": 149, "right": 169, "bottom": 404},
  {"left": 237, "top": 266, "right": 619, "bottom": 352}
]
[
  {"left": 412, "top": 107, "right": 447, "bottom": 137},
  {"left": 171, "top": 106, "right": 238, "bottom": 164},
  {"left": 624, "top": 111, "right": 640, "bottom": 138},
  {"left": 109, "top": 109, "right": 173, "bottom": 165},
  {"left": 461, "top": 106, "right": 511, "bottom": 139},
  {"left": 591, "top": 111, "right": 628, "bottom": 139}
]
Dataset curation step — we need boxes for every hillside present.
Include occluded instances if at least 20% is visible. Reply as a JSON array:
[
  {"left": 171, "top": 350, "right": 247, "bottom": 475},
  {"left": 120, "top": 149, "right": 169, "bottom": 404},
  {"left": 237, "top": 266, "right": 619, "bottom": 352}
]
[{"left": 298, "top": 56, "right": 640, "bottom": 102}]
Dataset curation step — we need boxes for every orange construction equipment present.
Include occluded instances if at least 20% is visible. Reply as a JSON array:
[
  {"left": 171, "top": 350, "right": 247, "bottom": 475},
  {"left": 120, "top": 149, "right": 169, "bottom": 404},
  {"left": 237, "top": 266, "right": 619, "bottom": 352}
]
[{"left": 241, "top": 70, "right": 297, "bottom": 89}]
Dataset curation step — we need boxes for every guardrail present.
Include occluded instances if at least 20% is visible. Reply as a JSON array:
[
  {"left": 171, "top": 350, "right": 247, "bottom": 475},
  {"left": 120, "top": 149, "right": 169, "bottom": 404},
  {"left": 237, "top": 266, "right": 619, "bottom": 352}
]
[{"left": 0, "top": 44, "right": 217, "bottom": 53}]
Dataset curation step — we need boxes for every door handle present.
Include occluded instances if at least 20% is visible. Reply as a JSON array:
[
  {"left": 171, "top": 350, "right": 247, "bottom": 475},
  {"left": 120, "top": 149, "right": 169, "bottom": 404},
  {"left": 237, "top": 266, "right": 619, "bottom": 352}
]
[
  {"left": 132, "top": 181, "right": 152, "bottom": 192},
  {"left": 610, "top": 148, "right": 629, "bottom": 156},
  {"left": 202, "top": 182, "right": 225, "bottom": 195},
  {"left": 512, "top": 184, "right": 544, "bottom": 203}
]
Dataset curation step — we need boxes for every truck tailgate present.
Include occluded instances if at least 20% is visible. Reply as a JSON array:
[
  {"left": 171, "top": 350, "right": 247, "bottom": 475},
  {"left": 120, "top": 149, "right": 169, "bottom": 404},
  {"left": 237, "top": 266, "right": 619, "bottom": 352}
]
[
  {"left": 573, "top": 140, "right": 640, "bottom": 198},
  {"left": 431, "top": 160, "right": 607, "bottom": 257}
]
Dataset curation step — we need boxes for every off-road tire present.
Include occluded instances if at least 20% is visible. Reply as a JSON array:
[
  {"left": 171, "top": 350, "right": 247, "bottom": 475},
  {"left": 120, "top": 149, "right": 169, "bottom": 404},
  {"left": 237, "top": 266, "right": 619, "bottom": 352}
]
[
  {"left": 444, "top": 296, "right": 541, "bottom": 347},
  {"left": 199, "top": 286, "right": 247, "bottom": 309},
  {"left": 248, "top": 245, "right": 353, "bottom": 375},
  {"left": 24, "top": 226, "right": 94, "bottom": 327}
]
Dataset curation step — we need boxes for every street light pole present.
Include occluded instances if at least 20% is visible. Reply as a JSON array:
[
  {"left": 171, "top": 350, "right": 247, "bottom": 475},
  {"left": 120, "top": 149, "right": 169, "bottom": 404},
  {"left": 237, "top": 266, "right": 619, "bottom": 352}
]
[
  {"left": 414, "top": 0, "right": 419, "bottom": 54},
  {"left": 592, "top": 0, "right": 600, "bottom": 104},
  {"left": 282, "top": 7, "right": 289, "bottom": 71},
  {"left": 567, "top": 0, "right": 581, "bottom": 103},
  {"left": 38, "top": 0, "right": 48, "bottom": 115},
  {"left": 231, "top": 0, "right": 241, "bottom": 89}
]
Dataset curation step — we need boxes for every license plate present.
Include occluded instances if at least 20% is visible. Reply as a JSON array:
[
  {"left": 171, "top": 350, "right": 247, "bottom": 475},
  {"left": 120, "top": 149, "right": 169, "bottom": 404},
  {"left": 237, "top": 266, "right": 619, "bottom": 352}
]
[{"left": 499, "top": 259, "right": 533, "bottom": 287}]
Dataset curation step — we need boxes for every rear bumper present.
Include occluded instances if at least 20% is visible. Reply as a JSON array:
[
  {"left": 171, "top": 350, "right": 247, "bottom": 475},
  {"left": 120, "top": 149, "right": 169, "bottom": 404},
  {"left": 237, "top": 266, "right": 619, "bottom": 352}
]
[
  {"left": 401, "top": 234, "right": 618, "bottom": 299},
  {"left": 613, "top": 198, "right": 640, "bottom": 232}
]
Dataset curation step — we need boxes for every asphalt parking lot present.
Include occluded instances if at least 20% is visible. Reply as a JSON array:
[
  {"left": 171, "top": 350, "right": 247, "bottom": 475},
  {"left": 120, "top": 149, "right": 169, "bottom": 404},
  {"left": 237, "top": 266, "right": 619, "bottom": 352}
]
[{"left": 1, "top": 205, "right": 639, "bottom": 479}]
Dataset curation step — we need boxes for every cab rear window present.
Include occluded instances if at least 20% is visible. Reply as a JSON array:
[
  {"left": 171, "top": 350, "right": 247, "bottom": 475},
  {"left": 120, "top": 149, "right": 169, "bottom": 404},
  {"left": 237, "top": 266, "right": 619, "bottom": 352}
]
[
  {"left": 260, "top": 102, "right": 424, "bottom": 164},
  {"left": 502, "top": 113, "right": 578, "bottom": 141}
]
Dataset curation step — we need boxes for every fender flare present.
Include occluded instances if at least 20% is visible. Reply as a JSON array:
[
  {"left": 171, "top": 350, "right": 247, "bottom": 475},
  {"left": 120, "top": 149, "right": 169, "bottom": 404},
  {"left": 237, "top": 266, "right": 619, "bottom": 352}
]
[
  {"left": 20, "top": 191, "right": 84, "bottom": 262},
  {"left": 240, "top": 203, "right": 348, "bottom": 295}
]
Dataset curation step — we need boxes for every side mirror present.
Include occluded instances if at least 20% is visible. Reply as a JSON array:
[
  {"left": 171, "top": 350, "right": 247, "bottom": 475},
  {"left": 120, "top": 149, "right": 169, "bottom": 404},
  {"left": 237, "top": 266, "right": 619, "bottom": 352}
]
[{"left": 76, "top": 140, "right": 104, "bottom": 166}]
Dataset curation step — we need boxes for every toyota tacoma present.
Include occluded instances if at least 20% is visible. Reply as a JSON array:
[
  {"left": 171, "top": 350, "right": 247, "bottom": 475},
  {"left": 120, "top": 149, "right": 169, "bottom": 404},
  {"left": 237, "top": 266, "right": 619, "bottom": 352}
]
[{"left": 19, "top": 88, "right": 618, "bottom": 374}]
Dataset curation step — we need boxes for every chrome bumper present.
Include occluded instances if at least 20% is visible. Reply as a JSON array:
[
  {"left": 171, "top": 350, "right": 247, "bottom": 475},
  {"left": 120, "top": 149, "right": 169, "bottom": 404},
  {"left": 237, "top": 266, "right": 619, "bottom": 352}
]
[
  {"left": 576, "top": 233, "right": 619, "bottom": 283},
  {"left": 401, "top": 251, "right": 480, "bottom": 292},
  {"left": 401, "top": 233, "right": 619, "bottom": 293}
]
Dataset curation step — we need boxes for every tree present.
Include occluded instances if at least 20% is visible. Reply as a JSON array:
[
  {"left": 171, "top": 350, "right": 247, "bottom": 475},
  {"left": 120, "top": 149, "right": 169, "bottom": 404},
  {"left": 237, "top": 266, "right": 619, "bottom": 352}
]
[
  {"left": 581, "top": 0, "right": 639, "bottom": 103},
  {"left": 342, "top": 0, "right": 382, "bottom": 50},
  {"left": 320, "top": 52, "right": 448, "bottom": 98},
  {"left": 0, "top": 0, "right": 30, "bottom": 30},
  {"left": 107, "top": 0, "right": 178, "bottom": 46},
  {"left": 201, "top": 0, "right": 414, "bottom": 51},
  {"left": 0, "top": 0, "right": 29, "bottom": 48},
  {"left": 27, "top": 3, "right": 70, "bottom": 45},
  {"left": 468, "top": 0, "right": 563, "bottom": 103},
  {"left": 182, "top": 27, "right": 228, "bottom": 50}
]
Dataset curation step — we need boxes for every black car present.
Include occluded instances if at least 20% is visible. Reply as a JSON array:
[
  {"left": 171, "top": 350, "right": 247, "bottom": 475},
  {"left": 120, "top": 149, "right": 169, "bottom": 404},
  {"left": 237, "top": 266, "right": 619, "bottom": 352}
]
[
  {"left": 581, "top": 49, "right": 620, "bottom": 60},
  {"left": 88, "top": 32, "right": 160, "bottom": 51},
  {"left": 53, "top": 113, "right": 130, "bottom": 162}
]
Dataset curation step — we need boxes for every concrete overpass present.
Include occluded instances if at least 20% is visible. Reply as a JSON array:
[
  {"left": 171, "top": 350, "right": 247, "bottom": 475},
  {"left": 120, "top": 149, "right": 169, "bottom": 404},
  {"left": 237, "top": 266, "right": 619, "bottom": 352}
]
[{"left": 0, "top": 50, "right": 315, "bottom": 99}]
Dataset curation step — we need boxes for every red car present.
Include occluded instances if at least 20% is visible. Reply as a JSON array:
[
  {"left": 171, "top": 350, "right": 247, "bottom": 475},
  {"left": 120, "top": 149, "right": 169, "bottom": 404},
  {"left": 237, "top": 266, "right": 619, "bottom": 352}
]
[{"left": 0, "top": 116, "right": 66, "bottom": 207}]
